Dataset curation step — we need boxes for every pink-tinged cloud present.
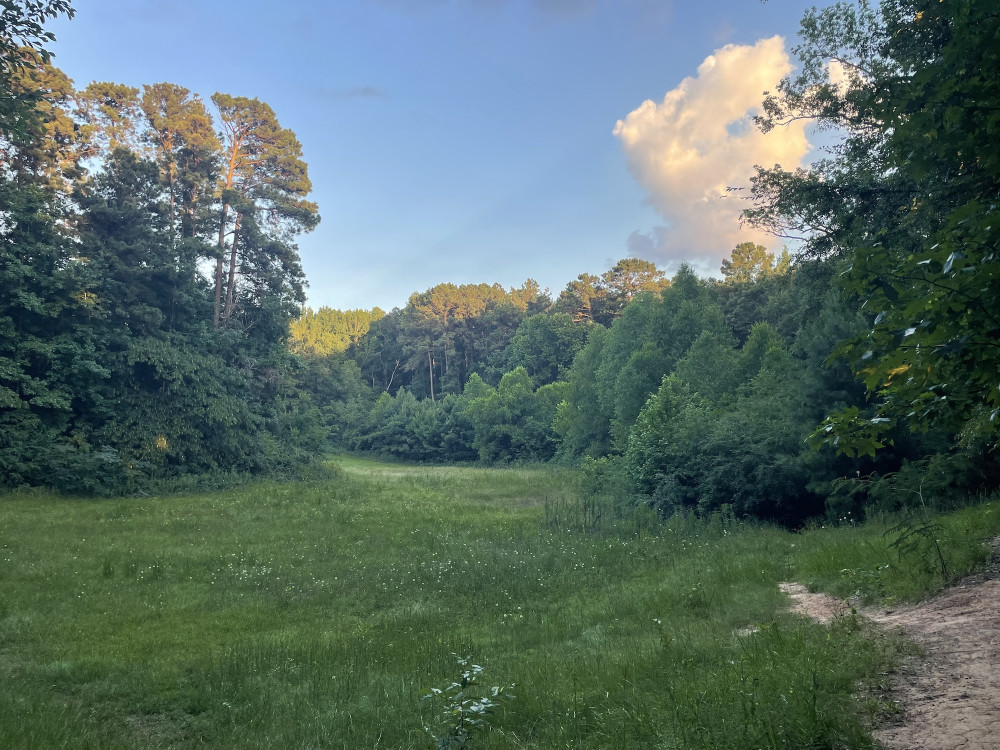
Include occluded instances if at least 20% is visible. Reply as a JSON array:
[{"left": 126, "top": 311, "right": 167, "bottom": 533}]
[{"left": 613, "top": 36, "right": 810, "bottom": 266}]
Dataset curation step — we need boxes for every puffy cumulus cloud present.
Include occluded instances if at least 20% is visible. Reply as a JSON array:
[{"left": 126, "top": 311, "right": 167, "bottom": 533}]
[
  {"left": 826, "top": 59, "right": 851, "bottom": 90},
  {"left": 613, "top": 36, "right": 810, "bottom": 266},
  {"left": 626, "top": 226, "right": 719, "bottom": 277}
]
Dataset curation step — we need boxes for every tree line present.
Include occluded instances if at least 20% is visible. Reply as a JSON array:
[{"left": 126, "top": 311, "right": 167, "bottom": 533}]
[
  {"left": 290, "top": 0, "right": 1000, "bottom": 524},
  {"left": 1, "top": 1, "right": 323, "bottom": 492},
  {"left": 3, "top": 0, "right": 998, "bottom": 523},
  {"left": 292, "top": 251, "right": 940, "bottom": 525}
]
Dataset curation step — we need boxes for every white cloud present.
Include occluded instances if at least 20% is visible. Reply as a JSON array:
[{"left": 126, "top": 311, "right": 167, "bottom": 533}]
[
  {"left": 825, "top": 58, "right": 868, "bottom": 94},
  {"left": 826, "top": 59, "right": 850, "bottom": 91},
  {"left": 613, "top": 36, "right": 810, "bottom": 266}
]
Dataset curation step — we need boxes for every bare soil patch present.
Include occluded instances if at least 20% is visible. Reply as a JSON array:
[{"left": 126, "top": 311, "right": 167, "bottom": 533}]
[
  {"left": 781, "top": 539, "right": 1000, "bottom": 750},
  {"left": 779, "top": 581, "right": 849, "bottom": 624}
]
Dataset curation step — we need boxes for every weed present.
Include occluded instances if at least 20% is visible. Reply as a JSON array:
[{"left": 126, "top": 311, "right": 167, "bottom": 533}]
[
  {"left": 887, "top": 516, "right": 949, "bottom": 579},
  {"left": 882, "top": 478, "right": 950, "bottom": 581},
  {"left": 422, "top": 655, "right": 514, "bottom": 749}
]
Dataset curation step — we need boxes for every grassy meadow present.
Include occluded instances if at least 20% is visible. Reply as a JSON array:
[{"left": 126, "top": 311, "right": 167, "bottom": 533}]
[{"left": 1, "top": 457, "right": 998, "bottom": 749}]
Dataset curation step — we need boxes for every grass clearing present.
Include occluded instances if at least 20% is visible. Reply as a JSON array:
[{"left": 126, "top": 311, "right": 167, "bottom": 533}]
[{"left": 1, "top": 458, "right": 997, "bottom": 748}]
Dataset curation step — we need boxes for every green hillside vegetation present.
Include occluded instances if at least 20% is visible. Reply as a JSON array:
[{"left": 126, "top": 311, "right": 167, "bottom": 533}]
[
  {"left": 2, "top": 459, "right": 998, "bottom": 749},
  {"left": 4, "top": 0, "right": 999, "bottom": 528},
  {"left": 293, "top": 252, "right": 998, "bottom": 527}
]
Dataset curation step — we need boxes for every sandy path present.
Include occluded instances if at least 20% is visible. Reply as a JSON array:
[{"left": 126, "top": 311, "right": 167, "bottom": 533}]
[
  {"left": 781, "top": 543, "right": 1000, "bottom": 750},
  {"left": 870, "top": 578, "right": 1000, "bottom": 750}
]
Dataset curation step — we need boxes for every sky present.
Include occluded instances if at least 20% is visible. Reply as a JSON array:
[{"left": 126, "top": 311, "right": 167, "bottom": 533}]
[{"left": 47, "top": 0, "right": 821, "bottom": 312}]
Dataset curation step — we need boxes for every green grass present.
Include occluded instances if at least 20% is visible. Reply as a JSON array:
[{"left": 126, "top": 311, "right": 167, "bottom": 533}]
[
  {"left": 0, "top": 457, "right": 997, "bottom": 749},
  {"left": 791, "top": 503, "right": 1000, "bottom": 604}
]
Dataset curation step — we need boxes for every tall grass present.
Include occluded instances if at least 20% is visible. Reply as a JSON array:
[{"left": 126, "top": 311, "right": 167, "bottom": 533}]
[
  {"left": 0, "top": 458, "right": 996, "bottom": 748},
  {"left": 791, "top": 502, "right": 1000, "bottom": 603}
]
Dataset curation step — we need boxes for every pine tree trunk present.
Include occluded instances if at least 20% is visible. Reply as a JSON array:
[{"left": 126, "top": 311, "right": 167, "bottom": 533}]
[
  {"left": 213, "top": 202, "right": 230, "bottom": 328},
  {"left": 222, "top": 212, "right": 242, "bottom": 323},
  {"left": 167, "top": 165, "right": 176, "bottom": 248},
  {"left": 428, "top": 348, "right": 435, "bottom": 402}
]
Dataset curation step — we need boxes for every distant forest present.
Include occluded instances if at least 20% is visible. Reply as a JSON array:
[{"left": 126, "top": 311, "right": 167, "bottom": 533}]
[{"left": 2, "top": 0, "right": 998, "bottom": 524}]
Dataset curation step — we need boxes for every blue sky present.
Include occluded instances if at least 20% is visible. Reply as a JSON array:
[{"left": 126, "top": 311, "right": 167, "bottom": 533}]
[{"left": 48, "top": 0, "right": 818, "bottom": 311}]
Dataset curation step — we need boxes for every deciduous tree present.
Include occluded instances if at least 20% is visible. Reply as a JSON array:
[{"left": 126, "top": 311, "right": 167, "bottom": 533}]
[
  {"left": 745, "top": 0, "right": 1000, "bottom": 453},
  {"left": 720, "top": 242, "right": 789, "bottom": 284},
  {"left": 0, "top": 0, "right": 74, "bottom": 141}
]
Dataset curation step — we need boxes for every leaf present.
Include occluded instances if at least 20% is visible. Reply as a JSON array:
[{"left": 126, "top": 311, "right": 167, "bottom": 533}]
[{"left": 879, "top": 280, "right": 899, "bottom": 302}]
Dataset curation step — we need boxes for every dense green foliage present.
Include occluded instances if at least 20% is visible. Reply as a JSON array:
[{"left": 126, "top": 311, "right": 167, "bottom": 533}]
[
  {"left": 0, "top": 1, "right": 74, "bottom": 143},
  {"left": 4, "top": 0, "right": 999, "bottom": 524},
  {"left": 3, "top": 459, "right": 997, "bottom": 748},
  {"left": 289, "top": 307, "right": 385, "bottom": 356},
  {"left": 300, "top": 247, "right": 996, "bottom": 525},
  {"left": 0, "top": 5, "right": 324, "bottom": 491},
  {"left": 747, "top": 0, "right": 1000, "bottom": 455}
]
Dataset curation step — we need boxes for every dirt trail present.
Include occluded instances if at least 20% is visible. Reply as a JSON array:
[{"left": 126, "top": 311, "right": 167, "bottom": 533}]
[{"left": 781, "top": 542, "right": 1000, "bottom": 750}]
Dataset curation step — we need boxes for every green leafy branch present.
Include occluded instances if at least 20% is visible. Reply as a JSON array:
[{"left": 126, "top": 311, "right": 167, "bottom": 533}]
[{"left": 422, "top": 655, "right": 515, "bottom": 750}]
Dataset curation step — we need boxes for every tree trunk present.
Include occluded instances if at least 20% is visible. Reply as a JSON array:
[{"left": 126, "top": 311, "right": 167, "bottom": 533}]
[
  {"left": 213, "top": 119, "right": 242, "bottom": 328},
  {"left": 428, "top": 348, "right": 435, "bottom": 402},
  {"left": 182, "top": 183, "right": 198, "bottom": 240},
  {"left": 222, "top": 212, "right": 242, "bottom": 323},
  {"left": 167, "top": 161, "right": 176, "bottom": 247},
  {"left": 213, "top": 202, "right": 230, "bottom": 328}
]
